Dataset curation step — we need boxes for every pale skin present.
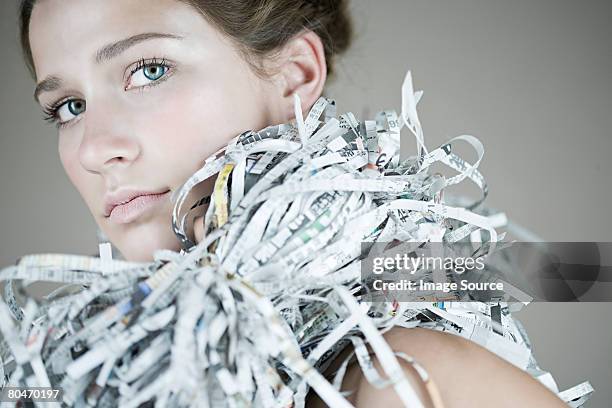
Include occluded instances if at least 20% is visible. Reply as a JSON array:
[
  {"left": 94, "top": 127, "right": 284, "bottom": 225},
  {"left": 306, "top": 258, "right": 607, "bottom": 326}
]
[{"left": 29, "top": 0, "right": 567, "bottom": 406}]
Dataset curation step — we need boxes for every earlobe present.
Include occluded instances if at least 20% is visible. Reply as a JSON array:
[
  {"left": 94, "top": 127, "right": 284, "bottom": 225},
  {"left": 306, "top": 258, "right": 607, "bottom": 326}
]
[{"left": 277, "top": 30, "right": 327, "bottom": 120}]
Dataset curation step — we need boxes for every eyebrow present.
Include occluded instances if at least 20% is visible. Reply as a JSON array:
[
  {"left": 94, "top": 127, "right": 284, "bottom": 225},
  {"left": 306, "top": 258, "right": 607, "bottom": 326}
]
[{"left": 34, "top": 32, "right": 183, "bottom": 102}]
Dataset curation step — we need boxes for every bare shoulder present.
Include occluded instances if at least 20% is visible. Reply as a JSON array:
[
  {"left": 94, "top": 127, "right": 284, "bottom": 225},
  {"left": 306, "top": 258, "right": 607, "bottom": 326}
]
[{"left": 307, "top": 327, "right": 567, "bottom": 408}]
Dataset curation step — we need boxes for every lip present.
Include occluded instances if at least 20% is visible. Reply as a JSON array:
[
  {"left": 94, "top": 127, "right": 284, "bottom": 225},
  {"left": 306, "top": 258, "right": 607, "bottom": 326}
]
[{"left": 104, "top": 189, "right": 170, "bottom": 224}]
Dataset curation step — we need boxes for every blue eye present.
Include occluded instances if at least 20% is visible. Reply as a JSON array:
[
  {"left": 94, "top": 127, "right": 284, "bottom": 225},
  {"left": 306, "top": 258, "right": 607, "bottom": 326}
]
[
  {"left": 143, "top": 65, "right": 167, "bottom": 81},
  {"left": 42, "top": 98, "right": 86, "bottom": 128},
  {"left": 126, "top": 59, "right": 172, "bottom": 90},
  {"left": 66, "top": 100, "right": 86, "bottom": 116}
]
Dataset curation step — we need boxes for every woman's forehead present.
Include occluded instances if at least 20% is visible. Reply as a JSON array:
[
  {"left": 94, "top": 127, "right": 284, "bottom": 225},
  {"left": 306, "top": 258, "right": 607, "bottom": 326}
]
[{"left": 28, "top": 0, "right": 205, "bottom": 79}]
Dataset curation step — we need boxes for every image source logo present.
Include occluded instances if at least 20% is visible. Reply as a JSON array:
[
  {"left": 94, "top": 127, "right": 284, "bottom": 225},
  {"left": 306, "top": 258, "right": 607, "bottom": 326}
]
[{"left": 360, "top": 241, "right": 612, "bottom": 303}]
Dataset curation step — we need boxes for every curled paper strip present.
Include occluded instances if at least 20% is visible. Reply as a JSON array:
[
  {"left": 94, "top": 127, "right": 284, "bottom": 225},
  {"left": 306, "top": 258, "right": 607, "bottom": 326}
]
[{"left": 0, "top": 71, "right": 592, "bottom": 407}]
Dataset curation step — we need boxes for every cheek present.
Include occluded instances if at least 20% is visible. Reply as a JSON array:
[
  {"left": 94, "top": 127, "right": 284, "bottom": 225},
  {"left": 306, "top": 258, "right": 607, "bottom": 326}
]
[
  {"left": 58, "top": 134, "right": 96, "bottom": 209},
  {"left": 142, "top": 78, "right": 271, "bottom": 185}
]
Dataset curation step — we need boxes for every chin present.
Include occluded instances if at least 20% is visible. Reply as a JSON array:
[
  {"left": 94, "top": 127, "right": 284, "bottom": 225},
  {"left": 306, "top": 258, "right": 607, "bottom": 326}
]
[{"left": 111, "top": 216, "right": 182, "bottom": 262}]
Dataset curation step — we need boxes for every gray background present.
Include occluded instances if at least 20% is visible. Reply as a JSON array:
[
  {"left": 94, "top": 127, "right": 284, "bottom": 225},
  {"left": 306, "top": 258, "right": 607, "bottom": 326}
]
[{"left": 1, "top": 0, "right": 610, "bottom": 405}]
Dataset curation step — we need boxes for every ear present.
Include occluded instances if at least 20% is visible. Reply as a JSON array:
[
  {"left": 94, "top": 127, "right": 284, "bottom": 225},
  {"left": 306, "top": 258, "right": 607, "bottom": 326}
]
[{"left": 273, "top": 30, "right": 327, "bottom": 121}]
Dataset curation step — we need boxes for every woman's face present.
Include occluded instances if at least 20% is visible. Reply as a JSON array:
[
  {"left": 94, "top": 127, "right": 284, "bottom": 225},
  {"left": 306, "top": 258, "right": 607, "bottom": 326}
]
[{"left": 29, "top": 0, "right": 290, "bottom": 261}]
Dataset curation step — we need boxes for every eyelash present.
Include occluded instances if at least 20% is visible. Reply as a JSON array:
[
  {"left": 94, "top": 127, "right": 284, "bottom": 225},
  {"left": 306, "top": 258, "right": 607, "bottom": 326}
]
[
  {"left": 42, "top": 56, "right": 174, "bottom": 129},
  {"left": 42, "top": 99, "right": 72, "bottom": 130}
]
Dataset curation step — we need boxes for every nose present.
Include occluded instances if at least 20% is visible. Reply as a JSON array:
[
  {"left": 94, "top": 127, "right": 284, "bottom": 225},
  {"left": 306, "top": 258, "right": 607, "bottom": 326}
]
[{"left": 78, "top": 102, "right": 141, "bottom": 175}]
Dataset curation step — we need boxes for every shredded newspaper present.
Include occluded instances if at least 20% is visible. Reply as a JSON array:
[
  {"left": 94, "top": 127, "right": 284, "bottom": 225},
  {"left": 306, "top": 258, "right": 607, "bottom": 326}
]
[{"left": 0, "top": 71, "right": 593, "bottom": 407}]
